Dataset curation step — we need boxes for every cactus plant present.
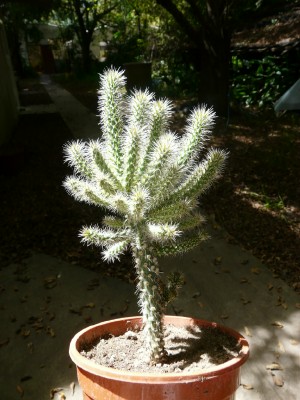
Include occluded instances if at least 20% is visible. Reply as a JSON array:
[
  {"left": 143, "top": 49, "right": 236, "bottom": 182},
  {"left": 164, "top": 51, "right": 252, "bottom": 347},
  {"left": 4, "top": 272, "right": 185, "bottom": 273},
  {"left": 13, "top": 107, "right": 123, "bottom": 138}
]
[{"left": 63, "top": 68, "right": 227, "bottom": 363}]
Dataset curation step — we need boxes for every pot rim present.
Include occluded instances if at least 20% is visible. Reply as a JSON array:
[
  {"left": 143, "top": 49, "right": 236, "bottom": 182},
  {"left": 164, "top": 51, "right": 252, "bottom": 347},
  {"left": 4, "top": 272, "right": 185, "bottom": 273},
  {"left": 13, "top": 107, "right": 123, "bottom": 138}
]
[{"left": 69, "top": 315, "right": 249, "bottom": 384}]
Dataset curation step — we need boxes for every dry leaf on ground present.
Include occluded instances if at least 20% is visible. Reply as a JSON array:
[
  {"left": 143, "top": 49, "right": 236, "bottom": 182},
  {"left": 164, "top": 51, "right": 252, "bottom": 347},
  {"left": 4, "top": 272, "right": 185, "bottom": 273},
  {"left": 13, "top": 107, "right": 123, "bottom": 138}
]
[
  {"left": 16, "top": 385, "right": 24, "bottom": 397},
  {"left": 50, "top": 387, "right": 64, "bottom": 399},
  {"left": 266, "top": 362, "right": 283, "bottom": 370},
  {"left": 271, "top": 321, "right": 284, "bottom": 328},
  {"left": 70, "top": 381, "right": 75, "bottom": 394},
  {"left": 241, "top": 383, "right": 254, "bottom": 390},
  {"left": 272, "top": 374, "right": 284, "bottom": 387}
]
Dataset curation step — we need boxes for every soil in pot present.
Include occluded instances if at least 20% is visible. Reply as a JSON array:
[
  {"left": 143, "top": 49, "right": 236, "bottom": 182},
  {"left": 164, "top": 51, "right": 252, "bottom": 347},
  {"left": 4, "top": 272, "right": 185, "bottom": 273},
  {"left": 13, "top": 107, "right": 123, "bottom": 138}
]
[{"left": 80, "top": 323, "right": 242, "bottom": 374}]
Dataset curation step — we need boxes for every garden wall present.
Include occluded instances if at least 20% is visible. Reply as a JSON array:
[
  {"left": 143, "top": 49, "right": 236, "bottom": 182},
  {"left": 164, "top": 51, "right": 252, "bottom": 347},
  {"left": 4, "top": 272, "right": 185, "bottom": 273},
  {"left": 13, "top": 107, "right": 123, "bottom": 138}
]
[{"left": 0, "top": 19, "right": 19, "bottom": 146}]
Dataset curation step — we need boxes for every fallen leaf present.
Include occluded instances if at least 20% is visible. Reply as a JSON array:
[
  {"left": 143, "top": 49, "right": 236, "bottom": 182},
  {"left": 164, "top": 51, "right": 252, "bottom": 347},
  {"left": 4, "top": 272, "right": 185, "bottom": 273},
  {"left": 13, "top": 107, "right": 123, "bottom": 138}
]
[
  {"left": 84, "top": 302, "right": 95, "bottom": 309},
  {"left": 16, "top": 385, "right": 24, "bottom": 397},
  {"left": 214, "top": 256, "right": 222, "bottom": 265},
  {"left": 50, "top": 388, "right": 64, "bottom": 399},
  {"left": 289, "top": 339, "right": 299, "bottom": 346},
  {"left": 277, "top": 341, "right": 285, "bottom": 353},
  {"left": 69, "top": 307, "right": 82, "bottom": 315},
  {"left": 21, "top": 328, "right": 31, "bottom": 337},
  {"left": 241, "top": 383, "right": 253, "bottom": 390},
  {"left": 59, "top": 392, "right": 66, "bottom": 400},
  {"left": 272, "top": 374, "right": 284, "bottom": 387},
  {"left": 244, "top": 326, "right": 253, "bottom": 337},
  {"left": 27, "top": 342, "right": 34, "bottom": 353},
  {"left": 44, "top": 276, "right": 57, "bottom": 289},
  {"left": 221, "top": 268, "right": 230, "bottom": 273},
  {"left": 70, "top": 382, "right": 75, "bottom": 395},
  {"left": 0, "top": 338, "right": 9, "bottom": 347},
  {"left": 240, "top": 297, "right": 251, "bottom": 305},
  {"left": 271, "top": 321, "right": 284, "bottom": 328},
  {"left": 46, "top": 327, "right": 55, "bottom": 337},
  {"left": 266, "top": 362, "right": 283, "bottom": 371},
  {"left": 268, "top": 283, "right": 274, "bottom": 291},
  {"left": 47, "top": 312, "right": 55, "bottom": 321},
  {"left": 251, "top": 267, "right": 260, "bottom": 275},
  {"left": 220, "top": 314, "right": 229, "bottom": 320}
]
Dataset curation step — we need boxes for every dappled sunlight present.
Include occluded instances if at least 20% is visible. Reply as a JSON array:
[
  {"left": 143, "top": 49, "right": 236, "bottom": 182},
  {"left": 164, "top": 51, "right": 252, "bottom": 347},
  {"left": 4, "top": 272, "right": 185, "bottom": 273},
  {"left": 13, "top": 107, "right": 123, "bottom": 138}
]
[{"left": 237, "top": 311, "right": 300, "bottom": 399}]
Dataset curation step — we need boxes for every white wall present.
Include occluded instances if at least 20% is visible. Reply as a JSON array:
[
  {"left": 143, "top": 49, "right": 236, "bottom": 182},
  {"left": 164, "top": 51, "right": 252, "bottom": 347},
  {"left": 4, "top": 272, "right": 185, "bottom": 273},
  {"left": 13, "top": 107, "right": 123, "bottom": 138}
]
[{"left": 0, "top": 20, "right": 19, "bottom": 146}]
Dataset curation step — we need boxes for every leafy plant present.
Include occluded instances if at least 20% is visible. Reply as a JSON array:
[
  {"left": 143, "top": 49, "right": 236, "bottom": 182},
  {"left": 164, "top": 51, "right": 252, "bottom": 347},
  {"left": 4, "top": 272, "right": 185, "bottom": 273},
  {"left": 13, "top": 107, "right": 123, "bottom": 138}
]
[
  {"left": 63, "top": 68, "right": 227, "bottom": 363},
  {"left": 231, "top": 55, "right": 295, "bottom": 109}
]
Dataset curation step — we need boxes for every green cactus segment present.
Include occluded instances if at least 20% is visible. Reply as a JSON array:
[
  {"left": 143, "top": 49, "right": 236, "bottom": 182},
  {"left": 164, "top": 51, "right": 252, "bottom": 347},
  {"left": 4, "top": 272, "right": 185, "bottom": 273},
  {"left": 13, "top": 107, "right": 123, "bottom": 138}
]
[
  {"left": 102, "top": 215, "right": 125, "bottom": 229},
  {"left": 88, "top": 140, "right": 123, "bottom": 190},
  {"left": 143, "top": 132, "right": 178, "bottom": 192},
  {"left": 127, "top": 90, "right": 153, "bottom": 130},
  {"left": 98, "top": 69, "right": 126, "bottom": 177},
  {"left": 80, "top": 226, "right": 130, "bottom": 262},
  {"left": 133, "top": 241, "right": 166, "bottom": 362},
  {"left": 161, "top": 271, "right": 185, "bottom": 305},
  {"left": 172, "top": 149, "right": 227, "bottom": 202},
  {"left": 178, "top": 212, "right": 206, "bottom": 231},
  {"left": 128, "top": 186, "right": 149, "bottom": 222},
  {"left": 148, "top": 198, "right": 197, "bottom": 223},
  {"left": 102, "top": 240, "right": 130, "bottom": 262},
  {"left": 63, "top": 68, "right": 227, "bottom": 364},
  {"left": 80, "top": 225, "right": 130, "bottom": 246},
  {"left": 147, "top": 223, "right": 181, "bottom": 242},
  {"left": 64, "top": 141, "right": 94, "bottom": 179},
  {"left": 63, "top": 176, "right": 110, "bottom": 207},
  {"left": 123, "top": 126, "right": 141, "bottom": 191},
  {"left": 153, "top": 231, "right": 209, "bottom": 257},
  {"left": 177, "top": 106, "right": 216, "bottom": 168},
  {"left": 139, "top": 99, "right": 173, "bottom": 176}
]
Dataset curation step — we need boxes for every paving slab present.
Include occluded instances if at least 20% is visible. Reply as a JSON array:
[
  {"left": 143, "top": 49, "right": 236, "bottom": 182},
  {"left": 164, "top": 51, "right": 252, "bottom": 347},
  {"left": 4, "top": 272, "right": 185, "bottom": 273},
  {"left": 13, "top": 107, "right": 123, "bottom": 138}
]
[
  {"left": 0, "top": 76, "right": 298, "bottom": 400},
  {"left": 0, "top": 254, "right": 137, "bottom": 400},
  {"left": 40, "top": 74, "right": 99, "bottom": 139}
]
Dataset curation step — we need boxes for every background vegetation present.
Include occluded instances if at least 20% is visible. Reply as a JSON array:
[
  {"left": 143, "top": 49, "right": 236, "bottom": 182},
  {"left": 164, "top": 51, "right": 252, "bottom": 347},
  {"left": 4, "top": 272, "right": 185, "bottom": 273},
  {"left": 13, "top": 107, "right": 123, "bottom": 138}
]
[{"left": 1, "top": 0, "right": 299, "bottom": 290}]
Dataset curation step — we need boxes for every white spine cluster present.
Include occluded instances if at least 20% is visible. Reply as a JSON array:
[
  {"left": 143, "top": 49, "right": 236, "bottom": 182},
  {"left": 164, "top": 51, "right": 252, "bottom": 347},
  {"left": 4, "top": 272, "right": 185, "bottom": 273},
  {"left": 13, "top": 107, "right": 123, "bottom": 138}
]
[{"left": 63, "top": 68, "right": 227, "bottom": 362}]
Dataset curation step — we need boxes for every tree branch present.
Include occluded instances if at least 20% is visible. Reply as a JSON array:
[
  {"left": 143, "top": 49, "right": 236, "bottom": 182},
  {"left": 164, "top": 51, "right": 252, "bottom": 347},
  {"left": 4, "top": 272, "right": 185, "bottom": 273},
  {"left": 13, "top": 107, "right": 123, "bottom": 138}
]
[{"left": 156, "top": 0, "right": 198, "bottom": 42}]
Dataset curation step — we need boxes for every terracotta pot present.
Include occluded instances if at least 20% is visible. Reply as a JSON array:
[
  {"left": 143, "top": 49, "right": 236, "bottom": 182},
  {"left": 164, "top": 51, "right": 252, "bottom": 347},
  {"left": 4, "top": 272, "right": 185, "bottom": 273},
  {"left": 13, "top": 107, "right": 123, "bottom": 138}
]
[{"left": 69, "top": 316, "right": 249, "bottom": 400}]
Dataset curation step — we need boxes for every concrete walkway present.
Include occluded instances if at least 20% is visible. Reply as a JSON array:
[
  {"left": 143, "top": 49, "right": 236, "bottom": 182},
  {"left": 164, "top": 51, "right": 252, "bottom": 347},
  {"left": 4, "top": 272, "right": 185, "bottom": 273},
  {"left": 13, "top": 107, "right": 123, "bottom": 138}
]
[{"left": 0, "top": 76, "right": 299, "bottom": 400}]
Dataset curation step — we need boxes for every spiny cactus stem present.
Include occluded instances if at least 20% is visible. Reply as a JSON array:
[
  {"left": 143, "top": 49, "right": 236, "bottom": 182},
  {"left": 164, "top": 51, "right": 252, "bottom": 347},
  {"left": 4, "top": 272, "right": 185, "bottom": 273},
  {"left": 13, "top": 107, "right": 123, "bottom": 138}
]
[{"left": 133, "top": 234, "right": 166, "bottom": 363}]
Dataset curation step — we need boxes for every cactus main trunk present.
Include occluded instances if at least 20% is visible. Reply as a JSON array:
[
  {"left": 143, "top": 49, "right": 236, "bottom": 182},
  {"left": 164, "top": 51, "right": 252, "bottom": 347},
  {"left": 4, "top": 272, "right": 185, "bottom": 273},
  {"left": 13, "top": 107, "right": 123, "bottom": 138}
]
[{"left": 133, "top": 233, "right": 166, "bottom": 363}]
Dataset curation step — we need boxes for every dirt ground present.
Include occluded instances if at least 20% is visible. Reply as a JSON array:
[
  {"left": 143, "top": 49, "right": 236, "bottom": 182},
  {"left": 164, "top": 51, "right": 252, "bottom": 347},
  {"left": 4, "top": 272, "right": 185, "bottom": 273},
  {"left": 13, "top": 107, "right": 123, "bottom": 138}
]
[{"left": 1, "top": 77, "right": 299, "bottom": 295}]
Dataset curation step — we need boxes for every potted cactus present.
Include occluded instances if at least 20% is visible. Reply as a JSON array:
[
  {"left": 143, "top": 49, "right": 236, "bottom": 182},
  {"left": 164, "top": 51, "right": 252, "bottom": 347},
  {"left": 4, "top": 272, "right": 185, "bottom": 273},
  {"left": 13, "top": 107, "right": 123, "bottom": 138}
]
[{"left": 64, "top": 68, "right": 249, "bottom": 399}]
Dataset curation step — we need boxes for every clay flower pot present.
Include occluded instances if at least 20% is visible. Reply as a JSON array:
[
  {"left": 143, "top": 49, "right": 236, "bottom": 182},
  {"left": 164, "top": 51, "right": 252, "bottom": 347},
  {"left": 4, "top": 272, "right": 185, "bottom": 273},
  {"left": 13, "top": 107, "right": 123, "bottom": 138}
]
[{"left": 69, "top": 316, "right": 249, "bottom": 400}]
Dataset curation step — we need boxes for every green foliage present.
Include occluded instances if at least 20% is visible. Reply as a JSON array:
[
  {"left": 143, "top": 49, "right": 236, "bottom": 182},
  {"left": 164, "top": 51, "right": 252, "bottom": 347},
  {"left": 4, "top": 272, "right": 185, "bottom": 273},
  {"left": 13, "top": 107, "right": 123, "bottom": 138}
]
[
  {"left": 63, "top": 68, "right": 227, "bottom": 362},
  {"left": 231, "top": 54, "right": 298, "bottom": 109}
]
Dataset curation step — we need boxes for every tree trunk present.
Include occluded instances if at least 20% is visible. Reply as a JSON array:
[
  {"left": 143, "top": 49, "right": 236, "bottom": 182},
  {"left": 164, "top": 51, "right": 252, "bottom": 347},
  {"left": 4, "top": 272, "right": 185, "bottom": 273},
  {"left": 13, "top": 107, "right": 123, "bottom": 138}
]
[
  {"left": 156, "top": 0, "right": 232, "bottom": 116},
  {"left": 81, "top": 33, "right": 92, "bottom": 72},
  {"left": 192, "top": 31, "right": 231, "bottom": 116}
]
